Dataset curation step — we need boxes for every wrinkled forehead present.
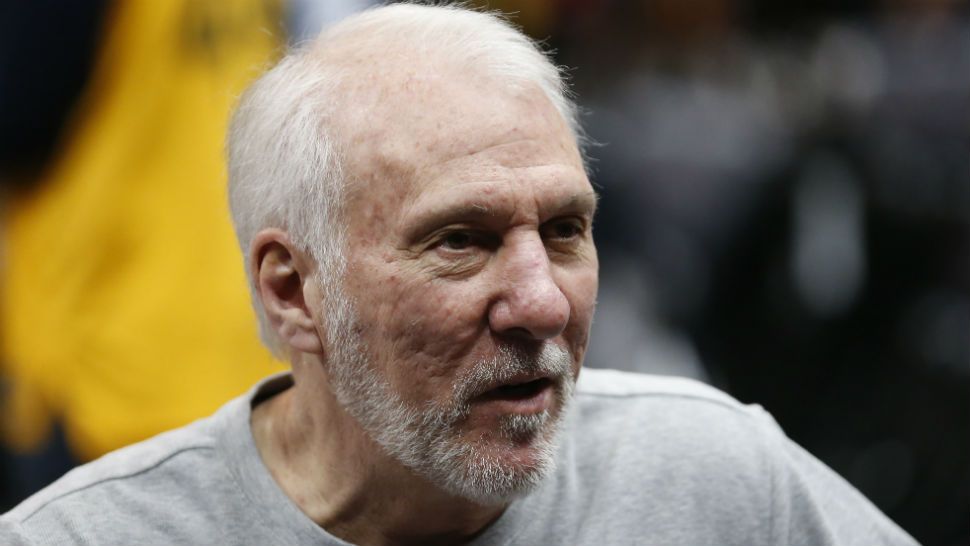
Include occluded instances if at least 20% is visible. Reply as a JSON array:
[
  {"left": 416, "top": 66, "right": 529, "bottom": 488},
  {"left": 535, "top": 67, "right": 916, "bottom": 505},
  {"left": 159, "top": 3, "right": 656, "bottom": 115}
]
[
  {"left": 392, "top": 86, "right": 562, "bottom": 157},
  {"left": 324, "top": 54, "right": 582, "bottom": 198}
]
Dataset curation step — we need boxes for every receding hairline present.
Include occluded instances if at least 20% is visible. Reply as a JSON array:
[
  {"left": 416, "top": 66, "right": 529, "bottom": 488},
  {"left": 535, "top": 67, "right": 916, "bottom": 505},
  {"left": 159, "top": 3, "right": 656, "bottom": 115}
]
[
  {"left": 302, "top": 7, "right": 586, "bottom": 179},
  {"left": 297, "top": 3, "right": 584, "bottom": 151},
  {"left": 299, "top": 9, "right": 546, "bottom": 110}
]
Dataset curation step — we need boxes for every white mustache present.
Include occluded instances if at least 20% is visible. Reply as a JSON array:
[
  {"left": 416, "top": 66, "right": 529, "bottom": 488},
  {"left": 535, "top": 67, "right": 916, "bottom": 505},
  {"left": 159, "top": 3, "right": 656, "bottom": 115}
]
[{"left": 453, "top": 344, "right": 573, "bottom": 404}]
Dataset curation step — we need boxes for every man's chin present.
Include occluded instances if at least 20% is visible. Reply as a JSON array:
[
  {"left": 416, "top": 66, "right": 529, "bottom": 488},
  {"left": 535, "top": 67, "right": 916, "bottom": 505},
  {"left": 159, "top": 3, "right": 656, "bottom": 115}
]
[
  {"left": 425, "top": 416, "right": 563, "bottom": 506},
  {"left": 435, "top": 445, "right": 557, "bottom": 506},
  {"left": 426, "top": 378, "right": 575, "bottom": 504}
]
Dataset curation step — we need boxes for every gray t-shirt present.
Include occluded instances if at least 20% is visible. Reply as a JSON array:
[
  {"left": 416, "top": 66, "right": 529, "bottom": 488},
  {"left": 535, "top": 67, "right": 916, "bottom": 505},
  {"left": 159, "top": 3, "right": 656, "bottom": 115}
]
[{"left": 1, "top": 369, "right": 918, "bottom": 545}]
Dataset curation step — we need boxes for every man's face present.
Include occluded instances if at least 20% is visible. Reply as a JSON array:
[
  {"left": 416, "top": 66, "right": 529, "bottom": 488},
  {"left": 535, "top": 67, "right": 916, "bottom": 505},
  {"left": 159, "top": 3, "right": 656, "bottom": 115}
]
[{"left": 321, "top": 71, "right": 598, "bottom": 504}]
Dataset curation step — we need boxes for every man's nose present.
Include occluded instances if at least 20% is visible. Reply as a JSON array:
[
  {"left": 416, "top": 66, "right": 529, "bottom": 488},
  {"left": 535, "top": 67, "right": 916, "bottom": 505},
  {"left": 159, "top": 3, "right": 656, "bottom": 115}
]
[{"left": 488, "top": 235, "right": 570, "bottom": 340}]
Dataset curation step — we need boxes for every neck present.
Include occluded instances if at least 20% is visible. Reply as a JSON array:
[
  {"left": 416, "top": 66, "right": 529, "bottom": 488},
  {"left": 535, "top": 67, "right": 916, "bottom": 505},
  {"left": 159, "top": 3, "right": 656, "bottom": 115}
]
[{"left": 251, "top": 360, "right": 506, "bottom": 546}]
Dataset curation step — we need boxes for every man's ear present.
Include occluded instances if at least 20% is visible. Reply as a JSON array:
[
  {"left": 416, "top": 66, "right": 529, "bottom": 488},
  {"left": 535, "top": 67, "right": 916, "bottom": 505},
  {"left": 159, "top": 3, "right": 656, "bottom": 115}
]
[{"left": 250, "top": 229, "right": 324, "bottom": 355}]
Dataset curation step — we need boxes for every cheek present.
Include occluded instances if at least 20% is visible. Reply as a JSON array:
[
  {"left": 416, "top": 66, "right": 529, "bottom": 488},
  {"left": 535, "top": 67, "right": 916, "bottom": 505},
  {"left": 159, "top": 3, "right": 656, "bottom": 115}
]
[
  {"left": 389, "top": 286, "right": 475, "bottom": 356},
  {"left": 353, "top": 268, "right": 490, "bottom": 393},
  {"left": 562, "top": 266, "right": 599, "bottom": 355}
]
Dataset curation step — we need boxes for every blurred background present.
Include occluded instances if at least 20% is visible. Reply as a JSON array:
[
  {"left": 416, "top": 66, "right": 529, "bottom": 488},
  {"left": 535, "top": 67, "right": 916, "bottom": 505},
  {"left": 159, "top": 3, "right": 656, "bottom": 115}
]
[{"left": 0, "top": 0, "right": 966, "bottom": 544}]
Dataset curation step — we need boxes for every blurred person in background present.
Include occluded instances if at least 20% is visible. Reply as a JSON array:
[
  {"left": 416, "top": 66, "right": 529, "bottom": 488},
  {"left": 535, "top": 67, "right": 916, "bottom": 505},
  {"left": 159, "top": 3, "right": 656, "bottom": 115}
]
[
  {"left": 534, "top": 0, "right": 967, "bottom": 544},
  {"left": 0, "top": 0, "right": 295, "bottom": 505}
]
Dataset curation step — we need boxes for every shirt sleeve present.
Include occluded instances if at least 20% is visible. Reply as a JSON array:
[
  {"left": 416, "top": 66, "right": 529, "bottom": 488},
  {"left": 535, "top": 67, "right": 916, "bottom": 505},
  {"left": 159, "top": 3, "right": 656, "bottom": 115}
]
[
  {"left": 753, "top": 407, "right": 920, "bottom": 546},
  {"left": 0, "top": 520, "right": 34, "bottom": 546}
]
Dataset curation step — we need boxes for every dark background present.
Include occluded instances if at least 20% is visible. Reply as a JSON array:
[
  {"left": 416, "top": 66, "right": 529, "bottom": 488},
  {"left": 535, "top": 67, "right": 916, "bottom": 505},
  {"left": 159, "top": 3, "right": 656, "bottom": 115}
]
[{"left": 2, "top": 1, "right": 967, "bottom": 544}]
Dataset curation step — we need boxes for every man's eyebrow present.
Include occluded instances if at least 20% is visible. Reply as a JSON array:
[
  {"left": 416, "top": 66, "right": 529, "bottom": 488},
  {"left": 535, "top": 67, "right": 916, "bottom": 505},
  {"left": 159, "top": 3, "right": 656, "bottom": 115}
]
[
  {"left": 562, "top": 191, "right": 599, "bottom": 216},
  {"left": 420, "top": 201, "right": 496, "bottom": 221},
  {"left": 404, "top": 190, "right": 598, "bottom": 236},
  {"left": 402, "top": 201, "right": 501, "bottom": 241}
]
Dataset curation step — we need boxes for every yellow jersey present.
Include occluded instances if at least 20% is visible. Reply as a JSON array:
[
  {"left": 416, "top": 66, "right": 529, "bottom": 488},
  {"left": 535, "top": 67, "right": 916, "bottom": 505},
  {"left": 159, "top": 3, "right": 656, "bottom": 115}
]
[{"left": 1, "top": 0, "right": 287, "bottom": 460}]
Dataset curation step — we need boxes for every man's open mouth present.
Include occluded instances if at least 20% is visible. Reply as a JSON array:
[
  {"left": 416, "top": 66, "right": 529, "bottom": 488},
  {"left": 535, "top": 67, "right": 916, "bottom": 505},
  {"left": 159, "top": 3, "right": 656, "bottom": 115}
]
[{"left": 481, "top": 377, "right": 554, "bottom": 401}]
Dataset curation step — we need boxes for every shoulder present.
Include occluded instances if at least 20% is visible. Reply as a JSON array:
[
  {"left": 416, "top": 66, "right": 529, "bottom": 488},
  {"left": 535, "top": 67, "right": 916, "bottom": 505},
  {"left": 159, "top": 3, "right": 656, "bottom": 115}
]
[
  {"left": 573, "top": 371, "right": 778, "bottom": 506},
  {"left": 547, "top": 369, "right": 781, "bottom": 541},
  {"left": 7, "top": 416, "right": 218, "bottom": 522},
  {"left": 561, "top": 369, "right": 919, "bottom": 545},
  {"left": 577, "top": 367, "right": 742, "bottom": 406},
  {"left": 570, "top": 368, "right": 776, "bottom": 475},
  {"left": 557, "top": 370, "right": 776, "bottom": 543},
  {"left": 573, "top": 367, "right": 766, "bottom": 431},
  {"left": 2, "top": 411, "right": 232, "bottom": 543}
]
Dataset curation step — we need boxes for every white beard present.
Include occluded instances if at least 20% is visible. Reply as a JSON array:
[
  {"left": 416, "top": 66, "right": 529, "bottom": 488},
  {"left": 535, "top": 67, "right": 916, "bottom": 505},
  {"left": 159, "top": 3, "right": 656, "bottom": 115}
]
[{"left": 323, "top": 290, "right": 575, "bottom": 506}]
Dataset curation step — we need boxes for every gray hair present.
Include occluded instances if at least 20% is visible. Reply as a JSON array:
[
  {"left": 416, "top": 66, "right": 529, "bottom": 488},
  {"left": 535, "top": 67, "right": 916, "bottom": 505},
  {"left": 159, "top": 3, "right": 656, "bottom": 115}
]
[{"left": 226, "top": 3, "right": 585, "bottom": 356}]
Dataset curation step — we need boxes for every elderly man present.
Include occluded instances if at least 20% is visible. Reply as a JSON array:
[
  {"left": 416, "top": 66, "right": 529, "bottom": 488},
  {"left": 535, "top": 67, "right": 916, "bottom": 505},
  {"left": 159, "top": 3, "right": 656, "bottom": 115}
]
[{"left": 2, "top": 4, "right": 917, "bottom": 545}]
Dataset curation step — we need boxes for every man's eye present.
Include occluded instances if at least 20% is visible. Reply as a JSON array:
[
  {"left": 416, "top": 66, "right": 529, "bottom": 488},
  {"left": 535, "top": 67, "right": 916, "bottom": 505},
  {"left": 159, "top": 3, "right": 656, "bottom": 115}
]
[
  {"left": 545, "top": 220, "right": 584, "bottom": 241},
  {"left": 439, "top": 231, "right": 473, "bottom": 250}
]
